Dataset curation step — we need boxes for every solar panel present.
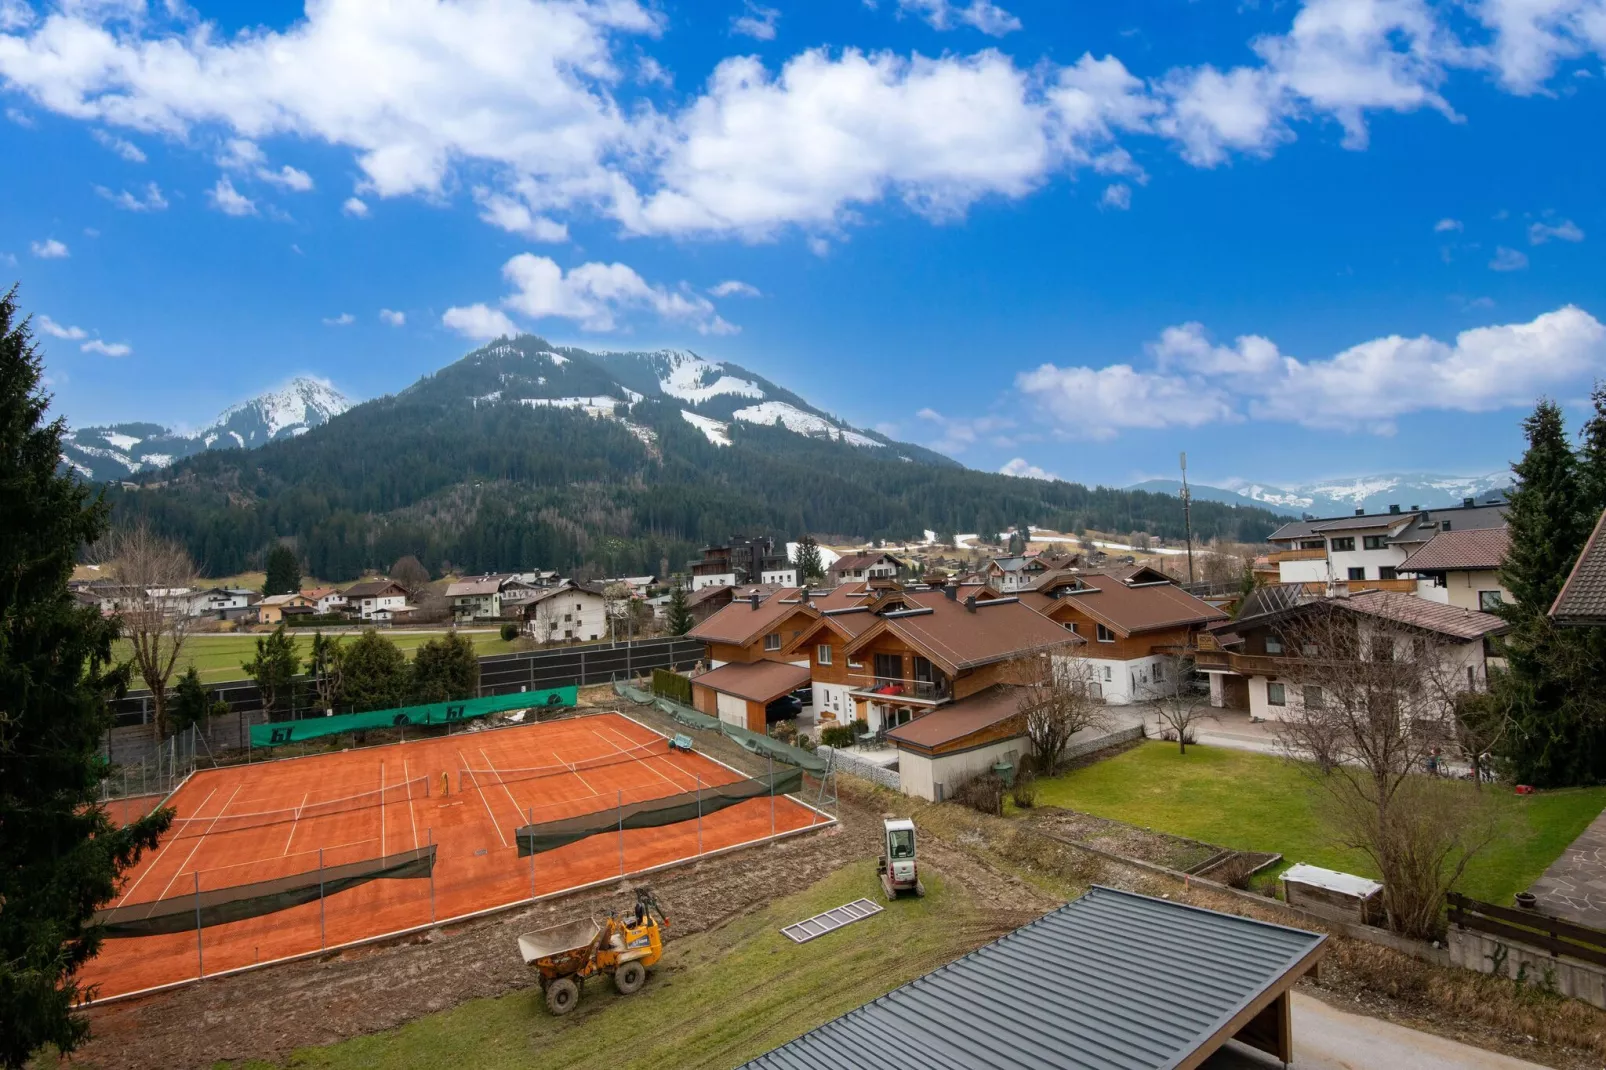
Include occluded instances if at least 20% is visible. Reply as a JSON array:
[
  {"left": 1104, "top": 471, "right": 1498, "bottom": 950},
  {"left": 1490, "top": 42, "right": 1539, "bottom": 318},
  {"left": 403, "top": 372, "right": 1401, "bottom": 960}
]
[{"left": 781, "top": 898, "right": 884, "bottom": 944}]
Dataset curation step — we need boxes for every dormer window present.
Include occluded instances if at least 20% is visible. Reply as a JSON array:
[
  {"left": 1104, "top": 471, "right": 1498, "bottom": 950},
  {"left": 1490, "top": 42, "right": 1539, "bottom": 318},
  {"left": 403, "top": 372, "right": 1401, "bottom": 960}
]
[{"left": 764, "top": 633, "right": 781, "bottom": 651}]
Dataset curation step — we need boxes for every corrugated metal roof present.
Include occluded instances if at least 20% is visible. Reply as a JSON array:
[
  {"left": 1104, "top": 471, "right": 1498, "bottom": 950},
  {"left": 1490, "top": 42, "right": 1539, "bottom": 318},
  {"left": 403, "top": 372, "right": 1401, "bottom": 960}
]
[{"left": 739, "top": 886, "right": 1323, "bottom": 1070}]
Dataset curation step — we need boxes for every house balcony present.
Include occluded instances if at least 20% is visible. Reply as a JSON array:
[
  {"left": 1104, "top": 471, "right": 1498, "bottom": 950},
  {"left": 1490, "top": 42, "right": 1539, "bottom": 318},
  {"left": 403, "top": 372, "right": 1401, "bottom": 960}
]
[
  {"left": 1192, "top": 649, "right": 1290, "bottom": 677},
  {"left": 850, "top": 677, "right": 951, "bottom": 704},
  {"left": 1336, "top": 578, "right": 1417, "bottom": 594},
  {"left": 1269, "top": 548, "right": 1328, "bottom": 563}
]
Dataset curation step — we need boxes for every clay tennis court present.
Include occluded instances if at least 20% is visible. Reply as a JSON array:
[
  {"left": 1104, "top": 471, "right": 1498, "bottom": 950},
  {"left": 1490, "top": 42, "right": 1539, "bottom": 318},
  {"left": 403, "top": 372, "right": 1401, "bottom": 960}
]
[{"left": 84, "top": 711, "right": 829, "bottom": 1001}]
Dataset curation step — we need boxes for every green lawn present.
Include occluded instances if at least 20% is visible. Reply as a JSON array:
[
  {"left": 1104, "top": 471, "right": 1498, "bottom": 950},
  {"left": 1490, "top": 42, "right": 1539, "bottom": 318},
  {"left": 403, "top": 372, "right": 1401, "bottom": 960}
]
[
  {"left": 115, "top": 631, "right": 519, "bottom": 685},
  {"left": 228, "top": 865, "right": 994, "bottom": 1070},
  {"left": 1031, "top": 741, "right": 1606, "bottom": 906}
]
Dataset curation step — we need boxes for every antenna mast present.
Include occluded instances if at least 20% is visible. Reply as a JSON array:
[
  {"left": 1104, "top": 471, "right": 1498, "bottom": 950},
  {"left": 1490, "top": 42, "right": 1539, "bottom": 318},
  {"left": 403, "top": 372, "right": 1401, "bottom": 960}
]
[{"left": 1180, "top": 451, "right": 1195, "bottom": 584}]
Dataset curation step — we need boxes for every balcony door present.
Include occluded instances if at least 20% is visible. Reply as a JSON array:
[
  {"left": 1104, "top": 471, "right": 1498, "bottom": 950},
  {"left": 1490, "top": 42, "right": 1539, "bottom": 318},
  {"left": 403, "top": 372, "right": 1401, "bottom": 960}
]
[{"left": 874, "top": 653, "right": 902, "bottom": 685}]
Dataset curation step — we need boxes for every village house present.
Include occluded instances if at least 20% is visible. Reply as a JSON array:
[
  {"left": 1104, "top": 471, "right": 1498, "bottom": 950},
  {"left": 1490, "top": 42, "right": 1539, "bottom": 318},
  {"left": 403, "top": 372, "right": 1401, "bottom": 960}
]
[
  {"left": 304, "top": 586, "right": 346, "bottom": 615},
  {"left": 689, "top": 535, "right": 781, "bottom": 591},
  {"left": 685, "top": 587, "right": 818, "bottom": 730},
  {"left": 340, "top": 578, "right": 411, "bottom": 621},
  {"left": 1399, "top": 527, "right": 1512, "bottom": 612},
  {"left": 1553, "top": 507, "right": 1606, "bottom": 626},
  {"left": 685, "top": 582, "right": 781, "bottom": 625},
  {"left": 1266, "top": 498, "right": 1507, "bottom": 594},
  {"left": 1017, "top": 568, "right": 1228, "bottom": 704},
  {"left": 187, "top": 587, "right": 257, "bottom": 621},
  {"left": 447, "top": 577, "right": 505, "bottom": 621},
  {"left": 515, "top": 583, "right": 608, "bottom": 643},
  {"left": 826, "top": 551, "right": 903, "bottom": 586},
  {"left": 986, "top": 554, "right": 1052, "bottom": 592},
  {"left": 257, "top": 591, "right": 315, "bottom": 625},
  {"left": 1195, "top": 585, "right": 1508, "bottom": 720}
]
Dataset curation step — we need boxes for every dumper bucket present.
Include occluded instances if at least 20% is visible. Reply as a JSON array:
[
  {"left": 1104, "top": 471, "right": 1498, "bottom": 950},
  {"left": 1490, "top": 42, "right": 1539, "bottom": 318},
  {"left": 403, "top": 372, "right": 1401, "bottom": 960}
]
[{"left": 518, "top": 918, "right": 601, "bottom": 966}]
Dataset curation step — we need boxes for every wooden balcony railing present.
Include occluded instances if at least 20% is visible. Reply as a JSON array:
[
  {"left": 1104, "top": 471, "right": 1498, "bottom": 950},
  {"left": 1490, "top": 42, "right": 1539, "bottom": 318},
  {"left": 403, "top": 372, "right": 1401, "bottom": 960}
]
[
  {"left": 1340, "top": 578, "right": 1417, "bottom": 594},
  {"left": 1269, "top": 548, "right": 1328, "bottom": 563}
]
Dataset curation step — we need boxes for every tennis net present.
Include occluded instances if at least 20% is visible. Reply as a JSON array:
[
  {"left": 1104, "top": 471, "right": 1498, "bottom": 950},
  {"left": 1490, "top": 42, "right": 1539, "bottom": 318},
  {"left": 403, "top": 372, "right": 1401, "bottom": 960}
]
[
  {"left": 459, "top": 738, "right": 672, "bottom": 793},
  {"left": 167, "top": 776, "right": 430, "bottom": 838}
]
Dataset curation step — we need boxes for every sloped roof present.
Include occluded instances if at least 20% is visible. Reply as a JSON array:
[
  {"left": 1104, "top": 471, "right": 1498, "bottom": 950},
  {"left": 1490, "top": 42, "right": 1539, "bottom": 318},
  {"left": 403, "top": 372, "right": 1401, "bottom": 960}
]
[
  {"left": 1553, "top": 507, "right": 1606, "bottom": 625},
  {"left": 1020, "top": 574, "right": 1227, "bottom": 637},
  {"left": 1399, "top": 527, "right": 1509, "bottom": 572},
  {"left": 691, "top": 660, "right": 811, "bottom": 704},
  {"left": 688, "top": 587, "right": 811, "bottom": 646},
  {"left": 830, "top": 552, "right": 903, "bottom": 573},
  {"left": 842, "top": 590, "right": 1079, "bottom": 676},
  {"left": 342, "top": 579, "right": 406, "bottom": 599},
  {"left": 447, "top": 578, "right": 502, "bottom": 597},
  {"left": 1331, "top": 590, "right": 1507, "bottom": 640},
  {"left": 885, "top": 685, "right": 1024, "bottom": 750},
  {"left": 739, "top": 886, "right": 1325, "bottom": 1070}
]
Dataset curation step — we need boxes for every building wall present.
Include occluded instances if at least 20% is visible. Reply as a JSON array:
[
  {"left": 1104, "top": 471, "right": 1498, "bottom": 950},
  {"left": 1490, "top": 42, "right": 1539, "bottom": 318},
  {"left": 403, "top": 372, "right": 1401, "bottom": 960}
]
[
  {"left": 812, "top": 681, "right": 860, "bottom": 726},
  {"left": 898, "top": 736, "right": 1026, "bottom": 803},
  {"left": 1417, "top": 570, "right": 1512, "bottom": 612},
  {"left": 762, "top": 568, "right": 798, "bottom": 585},
  {"left": 1082, "top": 654, "right": 1168, "bottom": 705},
  {"left": 692, "top": 572, "right": 737, "bottom": 591},
  {"left": 715, "top": 690, "right": 748, "bottom": 729},
  {"left": 1327, "top": 543, "right": 1407, "bottom": 581},
  {"left": 1277, "top": 558, "right": 1331, "bottom": 584}
]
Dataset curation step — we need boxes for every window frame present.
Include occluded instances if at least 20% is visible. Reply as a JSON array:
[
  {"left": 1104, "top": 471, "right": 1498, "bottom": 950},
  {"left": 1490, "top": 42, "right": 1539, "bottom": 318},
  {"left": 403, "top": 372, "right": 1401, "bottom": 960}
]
[
  {"left": 1478, "top": 590, "right": 1504, "bottom": 612},
  {"left": 1330, "top": 536, "right": 1356, "bottom": 553},
  {"left": 1363, "top": 535, "right": 1387, "bottom": 551},
  {"left": 1095, "top": 623, "right": 1116, "bottom": 643},
  {"left": 816, "top": 643, "right": 833, "bottom": 666},
  {"left": 1267, "top": 682, "right": 1287, "bottom": 707},
  {"left": 763, "top": 632, "right": 782, "bottom": 651}
]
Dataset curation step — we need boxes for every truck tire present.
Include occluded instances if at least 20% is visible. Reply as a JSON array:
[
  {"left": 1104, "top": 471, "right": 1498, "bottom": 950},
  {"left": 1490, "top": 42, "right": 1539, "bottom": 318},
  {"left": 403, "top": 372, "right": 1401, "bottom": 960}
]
[
  {"left": 614, "top": 960, "right": 647, "bottom": 995},
  {"left": 546, "top": 977, "right": 580, "bottom": 1015}
]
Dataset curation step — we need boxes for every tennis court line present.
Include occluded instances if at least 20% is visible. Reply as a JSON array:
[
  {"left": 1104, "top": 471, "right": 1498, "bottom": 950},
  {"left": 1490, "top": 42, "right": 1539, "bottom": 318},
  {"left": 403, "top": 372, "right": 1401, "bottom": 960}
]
[
  {"left": 479, "top": 746, "right": 528, "bottom": 830},
  {"left": 281, "top": 792, "right": 310, "bottom": 857},
  {"left": 458, "top": 748, "right": 508, "bottom": 848},
  {"left": 114, "top": 785, "right": 218, "bottom": 907},
  {"left": 591, "top": 724, "right": 690, "bottom": 794},
  {"left": 155, "top": 782, "right": 245, "bottom": 902},
  {"left": 559, "top": 750, "right": 600, "bottom": 797},
  {"left": 379, "top": 761, "right": 386, "bottom": 857},
  {"left": 402, "top": 758, "right": 419, "bottom": 850}
]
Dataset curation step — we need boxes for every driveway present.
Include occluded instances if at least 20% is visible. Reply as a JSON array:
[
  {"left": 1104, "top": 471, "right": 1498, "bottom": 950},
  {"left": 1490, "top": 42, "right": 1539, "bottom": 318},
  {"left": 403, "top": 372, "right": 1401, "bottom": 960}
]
[{"left": 1203, "top": 992, "right": 1549, "bottom": 1069}]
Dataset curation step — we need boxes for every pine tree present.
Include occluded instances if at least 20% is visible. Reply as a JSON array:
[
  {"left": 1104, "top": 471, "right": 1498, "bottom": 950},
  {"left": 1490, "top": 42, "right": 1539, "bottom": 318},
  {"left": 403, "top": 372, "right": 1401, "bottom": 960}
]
[
  {"left": 1578, "top": 381, "right": 1606, "bottom": 520},
  {"left": 169, "top": 666, "right": 212, "bottom": 735},
  {"left": 263, "top": 544, "right": 301, "bottom": 596},
  {"left": 242, "top": 624, "right": 301, "bottom": 717},
  {"left": 0, "top": 286, "right": 171, "bottom": 1066},
  {"left": 411, "top": 631, "right": 479, "bottom": 703},
  {"left": 665, "top": 583, "right": 693, "bottom": 636},
  {"left": 794, "top": 535, "right": 824, "bottom": 585},
  {"left": 1495, "top": 400, "right": 1603, "bottom": 785},
  {"left": 338, "top": 629, "right": 409, "bottom": 712}
]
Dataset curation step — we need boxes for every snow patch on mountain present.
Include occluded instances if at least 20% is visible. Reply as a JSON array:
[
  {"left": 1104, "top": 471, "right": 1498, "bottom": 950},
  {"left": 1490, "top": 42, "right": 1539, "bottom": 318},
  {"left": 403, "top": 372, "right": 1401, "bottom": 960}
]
[
  {"left": 731, "top": 401, "right": 882, "bottom": 447},
  {"left": 656, "top": 351, "right": 764, "bottom": 404},
  {"left": 103, "top": 432, "right": 140, "bottom": 451},
  {"left": 681, "top": 410, "right": 731, "bottom": 447}
]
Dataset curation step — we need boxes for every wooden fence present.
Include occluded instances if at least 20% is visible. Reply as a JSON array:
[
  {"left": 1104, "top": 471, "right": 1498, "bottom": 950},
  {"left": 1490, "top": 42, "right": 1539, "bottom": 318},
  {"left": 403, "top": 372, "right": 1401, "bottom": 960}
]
[{"left": 1447, "top": 892, "right": 1606, "bottom": 969}]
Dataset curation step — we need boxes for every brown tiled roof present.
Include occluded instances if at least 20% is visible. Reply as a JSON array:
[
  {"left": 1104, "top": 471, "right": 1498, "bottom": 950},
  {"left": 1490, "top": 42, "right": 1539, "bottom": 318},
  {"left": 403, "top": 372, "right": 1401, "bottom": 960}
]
[
  {"left": 691, "top": 660, "right": 811, "bottom": 703},
  {"left": 686, "top": 583, "right": 779, "bottom": 609},
  {"left": 886, "top": 685, "right": 1025, "bottom": 750},
  {"left": 446, "top": 578, "right": 502, "bottom": 597},
  {"left": 1021, "top": 574, "right": 1226, "bottom": 637},
  {"left": 843, "top": 591, "right": 1079, "bottom": 677},
  {"left": 688, "top": 588, "right": 811, "bottom": 645},
  {"left": 1553, "top": 508, "right": 1606, "bottom": 625},
  {"left": 1333, "top": 590, "right": 1507, "bottom": 640},
  {"left": 342, "top": 579, "right": 407, "bottom": 599},
  {"left": 830, "top": 552, "right": 902, "bottom": 573},
  {"left": 1399, "top": 527, "right": 1509, "bottom": 572}
]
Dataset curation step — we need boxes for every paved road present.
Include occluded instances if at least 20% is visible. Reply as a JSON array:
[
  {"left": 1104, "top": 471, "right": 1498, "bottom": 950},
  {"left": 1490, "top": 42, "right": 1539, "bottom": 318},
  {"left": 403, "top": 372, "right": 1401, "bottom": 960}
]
[{"left": 1204, "top": 993, "right": 1549, "bottom": 1069}]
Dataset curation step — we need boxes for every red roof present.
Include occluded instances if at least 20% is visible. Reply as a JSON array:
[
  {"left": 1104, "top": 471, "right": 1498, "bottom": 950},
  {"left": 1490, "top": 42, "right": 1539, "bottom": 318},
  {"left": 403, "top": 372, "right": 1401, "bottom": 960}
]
[
  {"left": 688, "top": 588, "right": 811, "bottom": 645},
  {"left": 886, "top": 686, "right": 1024, "bottom": 751},
  {"left": 1019, "top": 574, "right": 1226, "bottom": 637},
  {"left": 1399, "top": 527, "right": 1509, "bottom": 572},
  {"left": 691, "top": 660, "right": 811, "bottom": 703}
]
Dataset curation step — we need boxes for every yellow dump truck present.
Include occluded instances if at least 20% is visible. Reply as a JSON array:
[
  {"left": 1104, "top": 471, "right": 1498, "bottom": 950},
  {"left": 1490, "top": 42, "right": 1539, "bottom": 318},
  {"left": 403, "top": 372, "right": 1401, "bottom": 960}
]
[{"left": 518, "top": 889, "right": 668, "bottom": 1015}]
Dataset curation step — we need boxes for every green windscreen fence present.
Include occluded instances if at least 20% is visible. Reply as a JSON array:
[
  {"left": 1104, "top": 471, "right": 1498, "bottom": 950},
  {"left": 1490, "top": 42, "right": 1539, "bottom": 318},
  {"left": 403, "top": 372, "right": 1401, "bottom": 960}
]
[
  {"left": 250, "top": 686, "right": 577, "bottom": 747},
  {"left": 515, "top": 769, "right": 804, "bottom": 856},
  {"left": 93, "top": 846, "right": 436, "bottom": 937},
  {"left": 654, "top": 697, "right": 828, "bottom": 775}
]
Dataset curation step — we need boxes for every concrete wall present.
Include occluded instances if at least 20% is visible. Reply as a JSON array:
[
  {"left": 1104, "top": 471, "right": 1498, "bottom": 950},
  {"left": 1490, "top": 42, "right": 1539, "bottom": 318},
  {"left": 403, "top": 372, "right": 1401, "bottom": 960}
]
[
  {"left": 1084, "top": 654, "right": 1165, "bottom": 705},
  {"left": 812, "top": 681, "right": 861, "bottom": 727},
  {"left": 1449, "top": 927, "right": 1606, "bottom": 1010},
  {"left": 899, "top": 737, "right": 1026, "bottom": 803},
  {"left": 692, "top": 572, "right": 737, "bottom": 591}
]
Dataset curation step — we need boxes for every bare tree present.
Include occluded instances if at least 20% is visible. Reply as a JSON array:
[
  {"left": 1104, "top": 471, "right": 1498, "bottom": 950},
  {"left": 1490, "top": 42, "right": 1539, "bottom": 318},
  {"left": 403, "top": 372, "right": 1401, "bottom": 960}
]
[
  {"left": 98, "top": 520, "right": 198, "bottom": 738},
  {"left": 390, "top": 555, "right": 431, "bottom": 601},
  {"left": 1274, "top": 608, "right": 1501, "bottom": 939},
  {"left": 1143, "top": 652, "right": 1211, "bottom": 754},
  {"left": 529, "top": 595, "right": 562, "bottom": 644},
  {"left": 1014, "top": 652, "right": 1111, "bottom": 774},
  {"left": 603, "top": 581, "right": 632, "bottom": 641}
]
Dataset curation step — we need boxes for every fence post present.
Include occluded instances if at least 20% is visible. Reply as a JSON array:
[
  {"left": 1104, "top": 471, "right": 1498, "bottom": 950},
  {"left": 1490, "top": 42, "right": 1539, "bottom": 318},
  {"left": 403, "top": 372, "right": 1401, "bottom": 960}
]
[
  {"left": 696, "top": 775, "right": 702, "bottom": 857},
  {"left": 527, "top": 807, "right": 536, "bottom": 901},
  {"left": 194, "top": 871, "right": 204, "bottom": 979},
  {"left": 769, "top": 753, "right": 776, "bottom": 839},
  {"left": 617, "top": 789, "right": 624, "bottom": 879},
  {"left": 318, "top": 848, "right": 326, "bottom": 949},
  {"left": 428, "top": 829, "right": 436, "bottom": 925},
  {"left": 580, "top": 647, "right": 587, "bottom": 686}
]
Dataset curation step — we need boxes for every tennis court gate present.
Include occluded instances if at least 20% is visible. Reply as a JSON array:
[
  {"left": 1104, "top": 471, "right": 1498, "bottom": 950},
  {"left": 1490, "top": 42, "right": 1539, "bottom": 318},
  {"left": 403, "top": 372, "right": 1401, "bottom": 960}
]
[{"left": 104, "top": 637, "right": 706, "bottom": 757}]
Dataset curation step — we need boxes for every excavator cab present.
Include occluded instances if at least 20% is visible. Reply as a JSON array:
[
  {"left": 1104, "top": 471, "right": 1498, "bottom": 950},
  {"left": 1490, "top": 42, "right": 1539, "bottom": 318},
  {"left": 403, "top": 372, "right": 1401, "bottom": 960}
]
[{"left": 877, "top": 817, "right": 925, "bottom": 899}]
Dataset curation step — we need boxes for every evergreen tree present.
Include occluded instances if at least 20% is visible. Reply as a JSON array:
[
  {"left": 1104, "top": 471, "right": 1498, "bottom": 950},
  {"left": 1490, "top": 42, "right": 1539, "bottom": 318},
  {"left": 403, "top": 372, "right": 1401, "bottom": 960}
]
[
  {"left": 263, "top": 544, "right": 301, "bottom": 596},
  {"left": 411, "top": 631, "right": 479, "bottom": 703},
  {"left": 338, "top": 629, "right": 409, "bottom": 712},
  {"left": 1578, "top": 381, "right": 1606, "bottom": 520},
  {"left": 794, "top": 535, "right": 824, "bottom": 585},
  {"left": 1494, "top": 400, "right": 1603, "bottom": 785},
  {"left": 665, "top": 583, "right": 693, "bottom": 636},
  {"left": 0, "top": 286, "right": 171, "bottom": 1066},
  {"left": 169, "top": 666, "right": 212, "bottom": 735},
  {"left": 242, "top": 624, "right": 301, "bottom": 717}
]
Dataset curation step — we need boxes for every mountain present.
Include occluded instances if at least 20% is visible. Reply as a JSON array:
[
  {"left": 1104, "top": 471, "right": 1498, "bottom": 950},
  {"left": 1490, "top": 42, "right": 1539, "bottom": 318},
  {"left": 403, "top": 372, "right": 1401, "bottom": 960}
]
[
  {"left": 111, "top": 335, "right": 1286, "bottom": 580},
  {"left": 61, "top": 377, "right": 351, "bottom": 482},
  {"left": 1129, "top": 472, "right": 1514, "bottom": 519}
]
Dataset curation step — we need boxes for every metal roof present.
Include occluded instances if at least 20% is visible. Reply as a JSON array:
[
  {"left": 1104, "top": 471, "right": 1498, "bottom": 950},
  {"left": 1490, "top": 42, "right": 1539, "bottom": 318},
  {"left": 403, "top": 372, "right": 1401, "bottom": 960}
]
[{"left": 738, "top": 886, "right": 1325, "bottom": 1070}]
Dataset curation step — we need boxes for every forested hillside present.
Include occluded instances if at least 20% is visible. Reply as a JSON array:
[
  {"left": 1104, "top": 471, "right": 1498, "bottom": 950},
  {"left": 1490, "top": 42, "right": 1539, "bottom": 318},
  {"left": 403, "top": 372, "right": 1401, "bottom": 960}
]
[{"left": 110, "top": 336, "right": 1284, "bottom": 579}]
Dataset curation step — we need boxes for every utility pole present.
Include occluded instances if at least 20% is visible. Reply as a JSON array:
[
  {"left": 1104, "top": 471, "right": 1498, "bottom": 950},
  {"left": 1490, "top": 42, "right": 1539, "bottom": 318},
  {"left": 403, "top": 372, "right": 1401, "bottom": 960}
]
[{"left": 1180, "top": 451, "right": 1196, "bottom": 584}]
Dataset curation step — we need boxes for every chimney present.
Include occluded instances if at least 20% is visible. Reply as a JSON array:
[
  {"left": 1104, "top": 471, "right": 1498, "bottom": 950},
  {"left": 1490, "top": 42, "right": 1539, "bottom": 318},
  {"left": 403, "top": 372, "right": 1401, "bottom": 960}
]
[
  {"left": 944, "top": 582, "right": 958, "bottom": 601},
  {"left": 749, "top": 592, "right": 760, "bottom": 610},
  {"left": 1388, "top": 504, "right": 1401, "bottom": 514},
  {"left": 1355, "top": 508, "right": 1365, "bottom": 516},
  {"left": 964, "top": 594, "right": 977, "bottom": 613},
  {"left": 1409, "top": 504, "right": 1419, "bottom": 511},
  {"left": 1463, "top": 497, "right": 1474, "bottom": 508}
]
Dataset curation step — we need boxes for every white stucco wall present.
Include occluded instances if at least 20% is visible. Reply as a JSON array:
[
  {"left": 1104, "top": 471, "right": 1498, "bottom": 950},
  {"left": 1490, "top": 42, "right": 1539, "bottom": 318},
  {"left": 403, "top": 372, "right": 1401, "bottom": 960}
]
[
  {"left": 693, "top": 572, "right": 736, "bottom": 591},
  {"left": 812, "top": 682, "right": 862, "bottom": 726},
  {"left": 1082, "top": 654, "right": 1166, "bottom": 705},
  {"left": 1277, "top": 558, "right": 1330, "bottom": 584},
  {"left": 762, "top": 568, "right": 798, "bottom": 585},
  {"left": 898, "top": 737, "right": 1026, "bottom": 803}
]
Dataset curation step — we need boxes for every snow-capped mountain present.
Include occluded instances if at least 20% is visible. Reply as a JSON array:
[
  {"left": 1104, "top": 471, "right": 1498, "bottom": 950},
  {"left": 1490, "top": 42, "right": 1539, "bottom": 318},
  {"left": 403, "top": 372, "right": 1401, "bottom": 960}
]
[
  {"left": 1129, "top": 472, "right": 1513, "bottom": 518},
  {"left": 61, "top": 377, "right": 352, "bottom": 482}
]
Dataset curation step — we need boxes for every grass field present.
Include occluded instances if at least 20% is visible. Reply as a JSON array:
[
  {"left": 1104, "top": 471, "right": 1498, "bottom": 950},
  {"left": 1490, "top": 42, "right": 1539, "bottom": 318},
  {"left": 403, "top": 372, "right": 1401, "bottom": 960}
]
[
  {"left": 1029, "top": 741, "right": 1606, "bottom": 905},
  {"left": 227, "top": 865, "right": 994, "bottom": 1070},
  {"left": 114, "top": 631, "right": 520, "bottom": 684}
]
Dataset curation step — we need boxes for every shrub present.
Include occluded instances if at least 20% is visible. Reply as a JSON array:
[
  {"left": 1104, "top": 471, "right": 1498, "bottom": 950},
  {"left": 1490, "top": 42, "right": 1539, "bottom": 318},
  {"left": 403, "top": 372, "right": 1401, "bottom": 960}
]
[
  {"left": 499, "top": 622, "right": 520, "bottom": 641},
  {"left": 1010, "top": 772, "right": 1038, "bottom": 810},
  {"left": 820, "top": 725, "right": 856, "bottom": 749},
  {"left": 852, "top": 718, "right": 869, "bottom": 738},
  {"left": 951, "top": 771, "right": 1006, "bottom": 816}
]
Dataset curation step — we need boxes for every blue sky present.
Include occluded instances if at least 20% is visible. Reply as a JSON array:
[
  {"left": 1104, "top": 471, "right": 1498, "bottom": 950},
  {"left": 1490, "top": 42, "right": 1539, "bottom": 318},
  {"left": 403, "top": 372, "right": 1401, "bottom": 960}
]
[{"left": 3, "top": 0, "right": 1604, "bottom": 489}]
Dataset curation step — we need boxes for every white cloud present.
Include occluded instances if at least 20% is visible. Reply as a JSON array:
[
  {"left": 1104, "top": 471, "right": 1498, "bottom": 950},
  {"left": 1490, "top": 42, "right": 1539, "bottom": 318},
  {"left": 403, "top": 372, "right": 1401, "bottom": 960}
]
[
  {"left": 380, "top": 308, "right": 406, "bottom": 326},
  {"left": 81, "top": 339, "right": 131, "bottom": 356},
  {"left": 1530, "top": 218, "right": 1585, "bottom": 243},
  {"left": 474, "top": 189, "right": 569, "bottom": 241},
  {"left": 1472, "top": 0, "right": 1606, "bottom": 94},
  {"left": 914, "top": 407, "right": 1016, "bottom": 454},
  {"left": 1016, "top": 362, "right": 1239, "bottom": 441},
  {"left": 323, "top": 312, "right": 355, "bottom": 326},
  {"left": 896, "top": 0, "right": 1022, "bottom": 36},
  {"left": 806, "top": 236, "right": 830, "bottom": 256},
  {"left": 95, "top": 181, "right": 167, "bottom": 211},
  {"left": 30, "top": 238, "right": 68, "bottom": 258},
  {"left": 208, "top": 176, "right": 257, "bottom": 216},
  {"left": 1490, "top": 245, "right": 1529, "bottom": 270},
  {"left": 999, "top": 457, "right": 1058, "bottom": 480},
  {"left": 219, "top": 138, "right": 313, "bottom": 191},
  {"left": 91, "top": 127, "right": 144, "bottom": 161},
  {"left": 35, "top": 314, "right": 87, "bottom": 340},
  {"left": 639, "top": 56, "right": 672, "bottom": 88},
  {"left": 1149, "top": 322, "right": 1284, "bottom": 377},
  {"left": 492, "top": 254, "right": 737, "bottom": 334},
  {"left": 342, "top": 197, "right": 369, "bottom": 218},
  {"left": 1100, "top": 182, "right": 1131, "bottom": 210},
  {"left": 442, "top": 303, "right": 519, "bottom": 340},
  {"left": 263, "top": 164, "right": 314, "bottom": 191},
  {"left": 1435, "top": 217, "right": 1463, "bottom": 232},
  {"left": 710, "top": 279, "right": 761, "bottom": 297},
  {"left": 0, "top": 0, "right": 32, "bottom": 32},
  {"left": 731, "top": 2, "right": 779, "bottom": 40}
]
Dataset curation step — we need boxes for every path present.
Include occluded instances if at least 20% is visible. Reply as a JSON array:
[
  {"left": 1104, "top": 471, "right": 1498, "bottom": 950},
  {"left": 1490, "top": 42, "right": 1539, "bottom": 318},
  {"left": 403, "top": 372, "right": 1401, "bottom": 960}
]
[
  {"left": 1526, "top": 805, "right": 1606, "bottom": 927},
  {"left": 1204, "top": 992, "right": 1550, "bottom": 1069}
]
